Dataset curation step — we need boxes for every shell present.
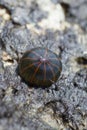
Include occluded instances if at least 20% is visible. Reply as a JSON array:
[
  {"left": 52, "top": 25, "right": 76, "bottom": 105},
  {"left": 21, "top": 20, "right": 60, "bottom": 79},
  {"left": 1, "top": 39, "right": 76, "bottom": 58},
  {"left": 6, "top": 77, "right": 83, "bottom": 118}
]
[{"left": 19, "top": 47, "right": 62, "bottom": 87}]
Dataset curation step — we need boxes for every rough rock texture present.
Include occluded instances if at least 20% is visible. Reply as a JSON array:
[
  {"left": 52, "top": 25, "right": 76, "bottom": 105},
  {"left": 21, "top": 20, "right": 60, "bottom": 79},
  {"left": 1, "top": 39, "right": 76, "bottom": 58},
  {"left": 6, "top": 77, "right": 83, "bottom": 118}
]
[{"left": 0, "top": 0, "right": 87, "bottom": 130}]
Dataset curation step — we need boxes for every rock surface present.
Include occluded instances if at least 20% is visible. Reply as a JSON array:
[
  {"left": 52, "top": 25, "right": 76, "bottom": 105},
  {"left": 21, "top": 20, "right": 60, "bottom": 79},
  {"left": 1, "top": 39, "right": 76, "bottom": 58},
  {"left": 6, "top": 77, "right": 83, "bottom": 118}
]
[{"left": 0, "top": 0, "right": 87, "bottom": 130}]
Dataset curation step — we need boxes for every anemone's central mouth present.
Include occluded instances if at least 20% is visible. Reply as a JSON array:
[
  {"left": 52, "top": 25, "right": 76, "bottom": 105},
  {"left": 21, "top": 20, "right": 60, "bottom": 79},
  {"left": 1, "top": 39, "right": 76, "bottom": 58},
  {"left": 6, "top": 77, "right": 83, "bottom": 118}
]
[{"left": 39, "top": 57, "right": 48, "bottom": 62}]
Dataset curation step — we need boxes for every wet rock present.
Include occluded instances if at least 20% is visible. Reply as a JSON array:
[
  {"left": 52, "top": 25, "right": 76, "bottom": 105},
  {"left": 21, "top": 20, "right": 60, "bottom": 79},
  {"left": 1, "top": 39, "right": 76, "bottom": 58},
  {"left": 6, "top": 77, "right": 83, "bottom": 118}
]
[{"left": 0, "top": 23, "right": 87, "bottom": 130}]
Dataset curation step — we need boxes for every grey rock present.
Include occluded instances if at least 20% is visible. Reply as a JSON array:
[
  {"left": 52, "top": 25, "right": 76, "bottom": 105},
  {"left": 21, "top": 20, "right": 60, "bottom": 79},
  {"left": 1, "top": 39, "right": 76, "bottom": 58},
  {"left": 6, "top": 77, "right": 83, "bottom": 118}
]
[
  {"left": 11, "top": 6, "right": 47, "bottom": 25},
  {"left": 11, "top": 7, "right": 31, "bottom": 25},
  {"left": 0, "top": 0, "right": 25, "bottom": 10},
  {"left": 65, "top": 0, "right": 86, "bottom": 7},
  {"left": 70, "top": 3, "right": 87, "bottom": 20},
  {"left": 73, "top": 69, "right": 87, "bottom": 91},
  {"left": 0, "top": 0, "right": 87, "bottom": 130},
  {"left": 0, "top": 23, "right": 32, "bottom": 59}
]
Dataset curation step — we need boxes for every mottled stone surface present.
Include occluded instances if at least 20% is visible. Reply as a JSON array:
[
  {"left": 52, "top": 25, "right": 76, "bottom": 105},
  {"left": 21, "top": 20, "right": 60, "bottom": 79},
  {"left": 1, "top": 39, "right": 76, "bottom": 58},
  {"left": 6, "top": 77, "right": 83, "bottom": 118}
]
[{"left": 0, "top": 0, "right": 87, "bottom": 130}]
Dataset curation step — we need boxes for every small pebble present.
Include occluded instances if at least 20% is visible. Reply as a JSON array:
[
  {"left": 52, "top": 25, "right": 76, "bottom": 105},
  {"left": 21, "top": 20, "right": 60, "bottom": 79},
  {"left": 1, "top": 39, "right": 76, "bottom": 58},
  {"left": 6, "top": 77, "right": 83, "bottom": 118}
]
[
  {"left": 3, "top": 14, "right": 10, "bottom": 21},
  {"left": 0, "top": 9, "right": 6, "bottom": 16}
]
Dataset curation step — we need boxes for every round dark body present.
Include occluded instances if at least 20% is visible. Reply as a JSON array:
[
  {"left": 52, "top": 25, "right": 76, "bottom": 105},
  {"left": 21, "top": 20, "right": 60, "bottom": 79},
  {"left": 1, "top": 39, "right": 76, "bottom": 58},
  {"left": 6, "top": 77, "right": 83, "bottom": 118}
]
[{"left": 19, "top": 47, "right": 62, "bottom": 87}]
